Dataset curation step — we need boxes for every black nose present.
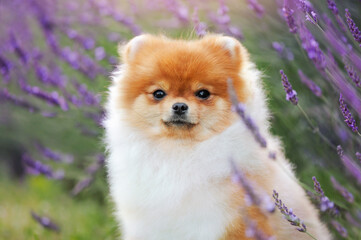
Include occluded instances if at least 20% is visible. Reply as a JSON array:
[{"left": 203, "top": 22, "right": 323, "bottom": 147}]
[{"left": 172, "top": 103, "right": 188, "bottom": 115}]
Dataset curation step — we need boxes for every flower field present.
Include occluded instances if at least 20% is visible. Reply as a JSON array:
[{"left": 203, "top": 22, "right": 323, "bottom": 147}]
[{"left": 0, "top": 0, "right": 360, "bottom": 239}]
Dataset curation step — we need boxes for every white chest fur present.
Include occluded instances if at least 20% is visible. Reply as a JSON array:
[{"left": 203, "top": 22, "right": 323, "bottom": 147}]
[{"left": 105, "top": 114, "right": 267, "bottom": 240}]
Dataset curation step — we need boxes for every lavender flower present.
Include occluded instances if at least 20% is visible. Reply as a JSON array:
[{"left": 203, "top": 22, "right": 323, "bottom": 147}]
[
  {"left": 0, "top": 88, "right": 39, "bottom": 112},
  {"left": 36, "top": 143, "right": 74, "bottom": 163},
  {"left": 339, "top": 94, "right": 358, "bottom": 133},
  {"left": 22, "top": 153, "right": 64, "bottom": 179},
  {"left": 31, "top": 211, "right": 60, "bottom": 232},
  {"left": 0, "top": 55, "right": 11, "bottom": 82},
  {"left": 272, "top": 42, "right": 294, "bottom": 61},
  {"left": 298, "top": 70, "right": 322, "bottom": 97},
  {"left": 280, "top": 70, "right": 298, "bottom": 105},
  {"left": 330, "top": 176, "right": 354, "bottom": 203},
  {"left": 345, "top": 212, "right": 361, "bottom": 228},
  {"left": 282, "top": 4, "right": 298, "bottom": 34},
  {"left": 231, "top": 160, "right": 275, "bottom": 213},
  {"left": 247, "top": 0, "right": 265, "bottom": 18},
  {"left": 298, "top": 25, "right": 326, "bottom": 70},
  {"left": 73, "top": 81, "right": 100, "bottom": 106},
  {"left": 297, "top": 0, "right": 318, "bottom": 24},
  {"left": 94, "top": 46, "right": 106, "bottom": 61},
  {"left": 20, "top": 81, "right": 69, "bottom": 111},
  {"left": 327, "top": 0, "right": 338, "bottom": 15},
  {"left": 89, "top": 0, "right": 142, "bottom": 35},
  {"left": 331, "top": 220, "right": 348, "bottom": 238},
  {"left": 312, "top": 176, "right": 338, "bottom": 213},
  {"left": 209, "top": 0, "right": 243, "bottom": 39},
  {"left": 107, "top": 32, "right": 121, "bottom": 43},
  {"left": 228, "top": 79, "right": 267, "bottom": 148},
  {"left": 356, "top": 152, "right": 361, "bottom": 162},
  {"left": 345, "top": 9, "right": 361, "bottom": 46},
  {"left": 337, "top": 145, "right": 361, "bottom": 185},
  {"left": 86, "top": 154, "right": 105, "bottom": 175},
  {"left": 9, "top": 33, "right": 28, "bottom": 64},
  {"left": 344, "top": 64, "right": 361, "bottom": 88},
  {"left": 168, "top": 0, "right": 189, "bottom": 23},
  {"left": 273, "top": 190, "right": 307, "bottom": 232},
  {"left": 64, "top": 28, "right": 95, "bottom": 50},
  {"left": 71, "top": 177, "right": 94, "bottom": 196},
  {"left": 245, "top": 218, "right": 275, "bottom": 240},
  {"left": 192, "top": 7, "right": 207, "bottom": 37}
]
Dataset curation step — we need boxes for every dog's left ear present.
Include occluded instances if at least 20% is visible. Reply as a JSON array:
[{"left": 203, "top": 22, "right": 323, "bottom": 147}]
[
  {"left": 118, "top": 34, "right": 150, "bottom": 64},
  {"left": 202, "top": 35, "right": 249, "bottom": 68}
]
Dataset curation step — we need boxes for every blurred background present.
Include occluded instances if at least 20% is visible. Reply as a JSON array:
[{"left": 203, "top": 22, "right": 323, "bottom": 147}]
[{"left": 0, "top": 0, "right": 360, "bottom": 239}]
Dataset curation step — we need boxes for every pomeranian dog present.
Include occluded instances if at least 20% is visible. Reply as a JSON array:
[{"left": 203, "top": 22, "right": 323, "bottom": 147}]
[{"left": 103, "top": 34, "right": 331, "bottom": 240}]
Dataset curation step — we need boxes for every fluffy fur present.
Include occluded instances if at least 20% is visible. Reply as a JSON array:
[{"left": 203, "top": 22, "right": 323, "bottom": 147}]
[{"left": 103, "top": 34, "right": 331, "bottom": 240}]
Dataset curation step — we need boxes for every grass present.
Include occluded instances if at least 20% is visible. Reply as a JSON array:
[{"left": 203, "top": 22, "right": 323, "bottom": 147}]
[{"left": 0, "top": 176, "right": 118, "bottom": 240}]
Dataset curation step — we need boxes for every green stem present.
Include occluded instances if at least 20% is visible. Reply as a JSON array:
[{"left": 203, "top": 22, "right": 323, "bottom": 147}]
[
  {"left": 305, "top": 231, "right": 318, "bottom": 240},
  {"left": 297, "top": 104, "right": 337, "bottom": 149},
  {"left": 306, "top": 12, "right": 324, "bottom": 33}
]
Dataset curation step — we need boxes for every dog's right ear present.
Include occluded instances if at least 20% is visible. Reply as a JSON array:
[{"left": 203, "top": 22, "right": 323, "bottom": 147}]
[{"left": 118, "top": 34, "right": 150, "bottom": 63}]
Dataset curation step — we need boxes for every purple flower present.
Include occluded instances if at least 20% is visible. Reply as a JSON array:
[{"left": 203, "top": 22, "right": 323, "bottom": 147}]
[
  {"left": 337, "top": 145, "right": 361, "bottom": 185},
  {"left": 344, "top": 64, "right": 361, "bottom": 88},
  {"left": 209, "top": 0, "right": 243, "bottom": 39},
  {"left": 108, "top": 56, "right": 118, "bottom": 65},
  {"left": 331, "top": 220, "right": 348, "bottom": 238},
  {"left": 73, "top": 81, "right": 100, "bottom": 106},
  {"left": 108, "top": 32, "right": 121, "bottom": 42},
  {"left": 280, "top": 70, "right": 298, "bottom": 105},
  {"left": 356, "top": 152, "right": 361, "bottom": 163},
  {"left": 245, "top": 218, "right": 275, "bottom": 240},
  {"left": 345, "top": 9, "right": 361, "bottom": 46},
  {"left": 297, "top": 0, "right": 318, "bottom": 24},
  {"left": 0, "top": 88, "right": 39, "bottom": 112},
  {"left": 228, "top": 79, "right": 267, "bottom": 148},
  {"left": 36, "top": 143, "right": 74, "bottom": 163},
  {"left": 330, "top": 176, "right": 354, "bottom": 203},
  {"left": 345, "top": 212, "right": 361, "bottom": 228},
  {"left": 84, "top": 110, "right": 105, "bottom": 127},
  {"left": 20, "top": 80, "right": 69, "bottom": 111},
  {"left": 90, "top": 1, "right": 142, "bottom": 35},
  {"left": 327, "top": 0, "right": 338, "bottom": 15},
  {"left": 61, "top": 47, "right": 80, "bottom": 69},
  {"left": 0, "top": 55, "right": 12, "bottom": 82},
  {"left": 311, "top": 176, "right": 338, "bottom": 213},
  {"left": 31, "top": 211, "right": 60, "bottom": 232},
  {"left": 273, "top": 190, "right": 307, "bottom": 232},
  {"left": 282, "top": 4, "right": 298, "bottom": 34},
  {"left": 22, "top": 153, "right": 64, "bottom": 179},
  {"left": 71, "top": 177, "right": 94, "bottom": 196},
  {"left": 231, "top": 160, "right": 275, "bottom": 213},
  {"left": 298, "top": 25, "right": 326, "bottom": 70},
  {"left": 86, "top": 154, "right": 105, "bottom": 175},
  {"left": 247, "top": 0, "right": 265, "bottom": 18},
  {"left": 272, "top": 42, "right": 294, "bottom": 61},
  {"left": 298, "top": 70, "right": 322, "bottom": 97},
  {"left": 339, "top": 94, "right": 358, "bottom": 133},
  {"left": 192, "top": 7, "right": 207, "bottom": 37},
  {"left": 9, "top": 33, "right": 28, "bottom": 64},
  {"left": 64, "top": 28, "right": 95, "bottom": 50},
  {"left": 94, "top": 46, "right": 106, "bottom": 61}
]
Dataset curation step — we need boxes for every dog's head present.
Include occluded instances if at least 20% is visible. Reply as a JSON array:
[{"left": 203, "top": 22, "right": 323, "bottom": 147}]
[{"left": 114, "top": 34, "right": 249, "bottom": 142}]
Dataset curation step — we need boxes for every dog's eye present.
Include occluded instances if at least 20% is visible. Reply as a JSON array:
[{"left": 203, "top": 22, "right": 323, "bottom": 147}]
[
  {"left": 153, "top": 90, "right": 166, "bottom": 100},
  {"left": 195, "top": 89, "right": 210, "bottom": 100}
]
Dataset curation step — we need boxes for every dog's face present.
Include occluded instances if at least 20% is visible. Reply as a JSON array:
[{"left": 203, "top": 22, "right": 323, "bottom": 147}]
[{"left": 115, "top": 34, "right": 248, "bottom": 141}]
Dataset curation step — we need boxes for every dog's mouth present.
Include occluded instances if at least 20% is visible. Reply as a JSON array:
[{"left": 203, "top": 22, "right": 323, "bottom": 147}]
[{"left": 163, "top": 118, "right": 197, "bottom": 128}]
